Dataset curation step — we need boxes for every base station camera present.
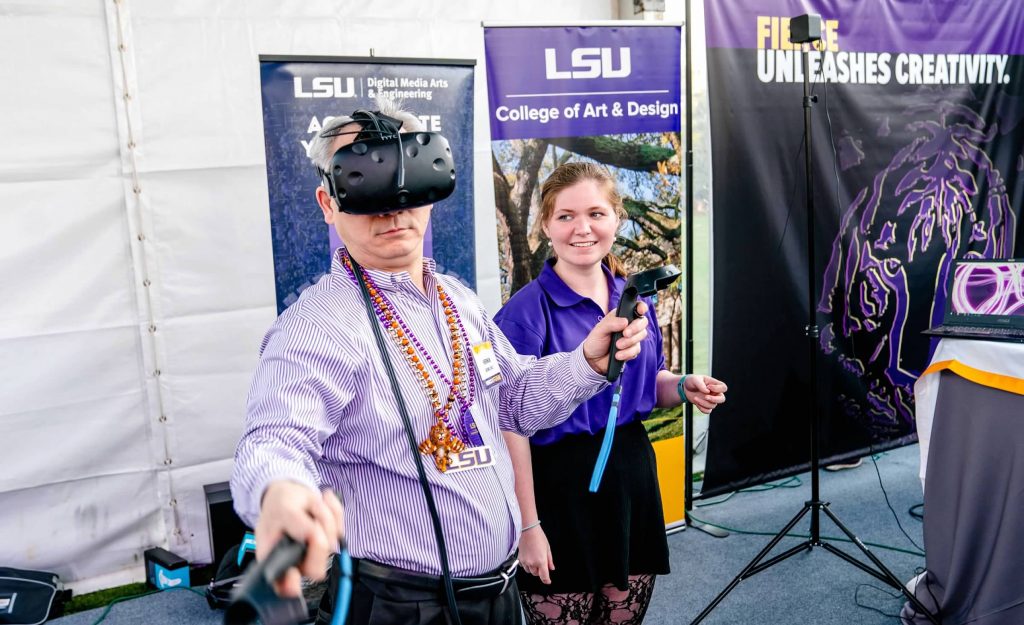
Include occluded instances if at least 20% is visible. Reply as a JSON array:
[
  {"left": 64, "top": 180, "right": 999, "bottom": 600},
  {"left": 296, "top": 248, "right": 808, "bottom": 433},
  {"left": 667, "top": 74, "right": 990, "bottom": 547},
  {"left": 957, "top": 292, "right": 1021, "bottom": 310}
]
[{"left": 789, "top": 14, "right": 822, "bottom": 44}]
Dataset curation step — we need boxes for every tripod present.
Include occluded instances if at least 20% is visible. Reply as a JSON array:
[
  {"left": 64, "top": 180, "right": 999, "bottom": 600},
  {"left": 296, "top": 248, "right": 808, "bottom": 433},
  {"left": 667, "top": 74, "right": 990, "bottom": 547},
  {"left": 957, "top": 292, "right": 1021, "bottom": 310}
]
[{"left": 690, "top": 18, "right": 940, "bottom": 625}]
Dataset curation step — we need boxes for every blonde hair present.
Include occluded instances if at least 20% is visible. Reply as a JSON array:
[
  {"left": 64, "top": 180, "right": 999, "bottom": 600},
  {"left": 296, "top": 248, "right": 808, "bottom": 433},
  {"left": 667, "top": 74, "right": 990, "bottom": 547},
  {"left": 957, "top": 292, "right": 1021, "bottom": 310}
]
[{"left": 539, "top": 162, "right": 627, "bottom": 277}]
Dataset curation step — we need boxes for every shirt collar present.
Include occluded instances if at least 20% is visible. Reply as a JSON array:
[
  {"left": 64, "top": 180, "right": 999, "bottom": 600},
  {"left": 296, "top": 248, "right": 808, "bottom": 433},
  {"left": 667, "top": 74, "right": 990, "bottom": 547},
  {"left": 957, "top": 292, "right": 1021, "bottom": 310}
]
[
  {"left": 537, "top": 257, "right": 621, "bottom": 308},
  {"left": 331, "top": 246, "right": 436, "bottom": 291}
]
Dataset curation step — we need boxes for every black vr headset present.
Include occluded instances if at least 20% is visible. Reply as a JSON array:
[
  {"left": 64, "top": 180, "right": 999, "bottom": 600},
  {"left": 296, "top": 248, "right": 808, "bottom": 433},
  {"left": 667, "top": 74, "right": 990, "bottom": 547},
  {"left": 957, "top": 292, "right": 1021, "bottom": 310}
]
[{"left": 316, "top": 109, "right": 456, "bottom": 215}]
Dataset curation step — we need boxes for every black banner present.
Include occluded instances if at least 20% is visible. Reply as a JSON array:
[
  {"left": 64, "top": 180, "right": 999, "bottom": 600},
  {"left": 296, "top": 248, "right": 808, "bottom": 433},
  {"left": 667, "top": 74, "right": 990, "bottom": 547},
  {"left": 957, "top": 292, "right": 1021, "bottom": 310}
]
[{"left": 702, "top": 1, "right": 1024, "bottom": 495}]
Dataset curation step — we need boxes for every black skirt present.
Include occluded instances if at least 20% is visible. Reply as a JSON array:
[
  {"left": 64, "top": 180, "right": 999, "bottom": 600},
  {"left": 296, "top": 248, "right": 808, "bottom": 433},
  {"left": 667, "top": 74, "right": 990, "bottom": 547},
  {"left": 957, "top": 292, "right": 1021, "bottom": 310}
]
[{"left": 517, "top": 420, "right": 671, "bottom": 594}]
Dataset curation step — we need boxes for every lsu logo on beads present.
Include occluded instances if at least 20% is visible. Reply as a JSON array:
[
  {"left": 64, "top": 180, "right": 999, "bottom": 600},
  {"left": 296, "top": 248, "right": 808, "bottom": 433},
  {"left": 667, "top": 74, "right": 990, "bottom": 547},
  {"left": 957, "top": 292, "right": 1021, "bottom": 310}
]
[{"left": 446, "top": 446, "right": 495, "bottom": 473}]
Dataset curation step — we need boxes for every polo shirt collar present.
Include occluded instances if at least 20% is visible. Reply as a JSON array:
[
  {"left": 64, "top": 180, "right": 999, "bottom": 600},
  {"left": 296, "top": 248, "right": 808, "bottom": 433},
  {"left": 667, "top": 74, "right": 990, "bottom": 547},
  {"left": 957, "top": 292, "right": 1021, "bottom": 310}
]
[{"left": 537, "top": 257, "right": 621, "bottom": 308}]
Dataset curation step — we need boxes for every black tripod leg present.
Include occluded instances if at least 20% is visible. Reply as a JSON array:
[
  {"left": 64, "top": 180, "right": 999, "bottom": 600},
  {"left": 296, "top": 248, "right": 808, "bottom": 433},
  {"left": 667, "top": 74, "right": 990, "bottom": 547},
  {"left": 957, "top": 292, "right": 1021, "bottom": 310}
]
[
  {"left": 818, "top": 542, "right": 894, "bottom": 585},
  {"left": 745, "top": 540, "right": 813, "bottom": 577},
  {"left": 819, "top": 505, "right": 941, "bottom": 625},
  {"left": 689, "top": 505, "right": 812, "bottom": 624}
]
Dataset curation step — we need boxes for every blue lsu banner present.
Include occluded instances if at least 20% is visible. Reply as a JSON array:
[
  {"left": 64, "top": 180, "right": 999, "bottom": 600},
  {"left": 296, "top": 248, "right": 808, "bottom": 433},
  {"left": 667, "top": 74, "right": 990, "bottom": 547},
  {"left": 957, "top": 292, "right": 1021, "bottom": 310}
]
[
  {"left": 259, "top": 57, "right": 476, "bottom": 313},
  {"left": 484, "top": 25, "right": 687, "bottom": 523}
]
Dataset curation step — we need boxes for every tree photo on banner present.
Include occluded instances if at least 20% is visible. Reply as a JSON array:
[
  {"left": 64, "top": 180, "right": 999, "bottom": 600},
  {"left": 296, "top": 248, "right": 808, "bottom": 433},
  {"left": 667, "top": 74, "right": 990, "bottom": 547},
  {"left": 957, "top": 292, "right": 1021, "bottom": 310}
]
[
  {"left": 259, "top": 57, "right": 476, "bottom": 314},
  {"left": 484, "top": 24, "right": 687, "bottom": 522},
  {"left": 701, "top": 0, "right": 1024, "bottom": 496}
]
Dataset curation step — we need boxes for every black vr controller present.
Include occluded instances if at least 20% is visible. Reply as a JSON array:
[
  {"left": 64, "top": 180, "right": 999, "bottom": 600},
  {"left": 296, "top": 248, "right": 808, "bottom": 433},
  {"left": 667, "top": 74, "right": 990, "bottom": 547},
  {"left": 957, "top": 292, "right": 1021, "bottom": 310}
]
[
  {"left": 318, "top": 110, "right": 457, "bottom": 216},
  {"left": 605, "top": 265, "right": 682, "bottom": 382},
  {"left": 223, "top": 535, "right": 308, "bottom": 625}
]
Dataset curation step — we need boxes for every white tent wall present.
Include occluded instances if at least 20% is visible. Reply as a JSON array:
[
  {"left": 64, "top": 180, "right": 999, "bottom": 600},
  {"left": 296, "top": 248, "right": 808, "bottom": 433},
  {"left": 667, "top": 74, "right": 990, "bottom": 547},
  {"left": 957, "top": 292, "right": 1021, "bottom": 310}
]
[{"left": 0, "top": 0, "right": 616, "bottom": 593}]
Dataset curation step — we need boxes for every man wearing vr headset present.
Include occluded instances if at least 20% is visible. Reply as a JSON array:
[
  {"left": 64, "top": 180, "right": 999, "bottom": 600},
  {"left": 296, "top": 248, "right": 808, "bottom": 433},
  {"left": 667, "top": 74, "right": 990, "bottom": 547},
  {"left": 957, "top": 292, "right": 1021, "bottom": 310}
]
[{"left": 231, "top": 100, "right": 651, "bottom": 625}]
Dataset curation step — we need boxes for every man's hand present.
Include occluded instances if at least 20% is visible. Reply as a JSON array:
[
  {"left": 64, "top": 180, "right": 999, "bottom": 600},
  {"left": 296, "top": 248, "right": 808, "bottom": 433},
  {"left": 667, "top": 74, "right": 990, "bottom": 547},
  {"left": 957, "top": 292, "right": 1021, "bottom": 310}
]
[
  {"left": 582, "top": 301, "right": 650, "bottom": 375},
  {"left": 683, "top": 374, "right": 728, "bottom": 414},
  {"left": 519, "top": 526, "right": 555, "bottom": 585},
  {"left": 255, "top": 481, "right": 345, "bottom": 598}
]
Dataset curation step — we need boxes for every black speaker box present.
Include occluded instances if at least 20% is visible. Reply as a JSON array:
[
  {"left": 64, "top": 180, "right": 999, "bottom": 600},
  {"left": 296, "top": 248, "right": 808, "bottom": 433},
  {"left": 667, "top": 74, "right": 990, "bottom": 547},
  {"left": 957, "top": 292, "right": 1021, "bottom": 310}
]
[{"left": 204, "top": 481, "right": 252, "bottom": 568}]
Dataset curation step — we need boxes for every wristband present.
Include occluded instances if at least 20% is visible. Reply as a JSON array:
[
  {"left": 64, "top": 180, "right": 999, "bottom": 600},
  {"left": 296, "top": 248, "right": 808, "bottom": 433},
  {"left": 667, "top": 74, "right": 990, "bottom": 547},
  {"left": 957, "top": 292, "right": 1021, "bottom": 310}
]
[
  {"left": 522, "top": 520, "right": 542, "bottom": 532},
  {"left": 677, "top": 375, "right": 689, "bottom": 404}
]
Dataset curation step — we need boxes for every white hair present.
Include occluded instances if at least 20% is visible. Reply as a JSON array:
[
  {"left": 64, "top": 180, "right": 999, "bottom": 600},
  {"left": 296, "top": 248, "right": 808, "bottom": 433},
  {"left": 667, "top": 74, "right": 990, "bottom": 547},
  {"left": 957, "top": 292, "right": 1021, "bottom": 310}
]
[{"left": 307, "top": 96, "right": 425, "bottom": 172}]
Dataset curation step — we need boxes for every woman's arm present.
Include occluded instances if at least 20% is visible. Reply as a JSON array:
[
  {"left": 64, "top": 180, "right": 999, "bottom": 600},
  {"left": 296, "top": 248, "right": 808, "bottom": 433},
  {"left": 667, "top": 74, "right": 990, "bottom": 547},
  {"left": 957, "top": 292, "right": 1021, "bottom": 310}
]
[
  {"left": 503, "top": 432, "right": 555, "bottom": 584},
  {"left": 655, "top": 370, "right": 685, "bottom": 408}
]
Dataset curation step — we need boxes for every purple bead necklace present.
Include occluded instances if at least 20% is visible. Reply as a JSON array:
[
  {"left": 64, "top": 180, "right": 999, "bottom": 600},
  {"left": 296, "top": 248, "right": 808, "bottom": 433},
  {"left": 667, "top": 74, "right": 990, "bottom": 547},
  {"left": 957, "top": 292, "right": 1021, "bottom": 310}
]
[{"left": 341, "top": 251, "right": 476, "bottom": 442}]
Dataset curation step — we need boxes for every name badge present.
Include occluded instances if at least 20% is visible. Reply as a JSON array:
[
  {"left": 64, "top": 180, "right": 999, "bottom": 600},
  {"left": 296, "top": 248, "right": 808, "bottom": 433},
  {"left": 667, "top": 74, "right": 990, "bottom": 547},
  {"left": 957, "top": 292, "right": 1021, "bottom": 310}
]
[
  {"left": 446, "top": 445, "right": 496, "bottom": 473},
  {"left": 471, "top": 341, "right": 503, "bottom": 387}
]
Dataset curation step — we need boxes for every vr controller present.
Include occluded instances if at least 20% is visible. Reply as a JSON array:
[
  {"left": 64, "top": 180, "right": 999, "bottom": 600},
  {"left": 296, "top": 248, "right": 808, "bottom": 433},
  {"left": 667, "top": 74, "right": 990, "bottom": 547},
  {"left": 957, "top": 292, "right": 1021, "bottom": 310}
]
[
  {"left": 605, "top": 265, "right": 682, "bottom": 382},
  {"left": 223, "top": 536, "right": 308, "bottom": 625},
  {"left": 589, "top": 265, "right": 682, "bottom": 492},
  {"left": 224, "top": 535, "right": 352, "bottom": 625}
]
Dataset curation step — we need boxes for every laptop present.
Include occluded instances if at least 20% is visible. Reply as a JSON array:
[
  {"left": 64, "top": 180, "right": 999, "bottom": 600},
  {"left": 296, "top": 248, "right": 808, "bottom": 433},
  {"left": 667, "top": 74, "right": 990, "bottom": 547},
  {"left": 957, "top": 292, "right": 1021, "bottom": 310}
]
[{"left": 923, "top": 258, "right": 1024, "bottom": 343}]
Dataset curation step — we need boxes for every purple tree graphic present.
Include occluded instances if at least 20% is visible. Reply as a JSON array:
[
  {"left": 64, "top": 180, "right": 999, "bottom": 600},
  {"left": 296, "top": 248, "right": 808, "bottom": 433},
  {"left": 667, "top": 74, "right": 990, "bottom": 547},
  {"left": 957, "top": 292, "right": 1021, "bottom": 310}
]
[{"left": 818, "top": 98, "right": 1016, "bottom": 435}]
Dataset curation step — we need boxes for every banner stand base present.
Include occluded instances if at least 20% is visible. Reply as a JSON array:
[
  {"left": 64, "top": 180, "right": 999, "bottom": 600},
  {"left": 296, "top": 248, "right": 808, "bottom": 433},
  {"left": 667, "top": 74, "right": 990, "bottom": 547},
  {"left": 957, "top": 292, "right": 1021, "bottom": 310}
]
[{"left": 684, "top": 514, "right": 728, "bottom": 538}]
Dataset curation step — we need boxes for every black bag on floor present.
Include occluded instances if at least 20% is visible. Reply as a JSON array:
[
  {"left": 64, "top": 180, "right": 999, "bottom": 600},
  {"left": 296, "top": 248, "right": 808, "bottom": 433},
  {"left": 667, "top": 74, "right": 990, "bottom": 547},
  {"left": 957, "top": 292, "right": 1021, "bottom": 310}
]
[
  {"left": 0, "top": 567, "right": 70, "bottom": 624},
  {"left": 205, "top": 543, "right": 249, "bottom": 610}
]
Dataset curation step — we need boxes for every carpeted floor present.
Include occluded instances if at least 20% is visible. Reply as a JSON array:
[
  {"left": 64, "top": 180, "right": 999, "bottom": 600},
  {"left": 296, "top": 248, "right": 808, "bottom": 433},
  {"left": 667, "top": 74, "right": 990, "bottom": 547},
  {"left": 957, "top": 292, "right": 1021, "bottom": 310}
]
[
  {"left": 53, "top": 444, "right": 926, "bottom": 625},
  {"left": 650, "top": 443, "right": 926, "bottom": 625}
]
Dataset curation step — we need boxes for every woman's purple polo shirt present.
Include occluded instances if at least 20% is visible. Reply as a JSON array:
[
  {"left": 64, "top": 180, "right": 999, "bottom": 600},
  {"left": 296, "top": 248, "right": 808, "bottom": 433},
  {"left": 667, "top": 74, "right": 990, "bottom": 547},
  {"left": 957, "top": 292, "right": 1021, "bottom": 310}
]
[{"left": 493, "top": 259, "right": 666, "bottom": 446}]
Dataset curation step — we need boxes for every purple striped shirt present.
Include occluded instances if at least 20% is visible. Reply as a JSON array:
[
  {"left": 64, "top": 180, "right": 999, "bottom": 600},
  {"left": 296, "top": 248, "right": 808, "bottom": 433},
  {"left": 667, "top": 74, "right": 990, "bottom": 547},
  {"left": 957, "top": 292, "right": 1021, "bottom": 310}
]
[{"left": 231, "top": 249, "right": 607, "bottom": 576}]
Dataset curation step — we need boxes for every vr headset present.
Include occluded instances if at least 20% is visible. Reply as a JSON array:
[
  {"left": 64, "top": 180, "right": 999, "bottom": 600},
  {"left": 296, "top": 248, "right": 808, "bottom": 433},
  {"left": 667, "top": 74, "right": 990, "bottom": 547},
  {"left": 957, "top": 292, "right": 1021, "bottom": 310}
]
[{"left": 317, "top": 109, "right": 457, "bottom": 215}]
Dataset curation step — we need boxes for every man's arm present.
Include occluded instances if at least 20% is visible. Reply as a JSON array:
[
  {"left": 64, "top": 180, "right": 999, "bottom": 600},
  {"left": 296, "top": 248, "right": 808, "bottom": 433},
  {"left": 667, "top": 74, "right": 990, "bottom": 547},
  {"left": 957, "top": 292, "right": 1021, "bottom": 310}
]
[
  {"left": 492, "top": 305, "right": 649, "bottom": 436},
  {"left": 230, "top": 315, "right": 353, "bottom": 596},
  {"left": 231, "top": 316, "right": 353, "bottom": 523}
]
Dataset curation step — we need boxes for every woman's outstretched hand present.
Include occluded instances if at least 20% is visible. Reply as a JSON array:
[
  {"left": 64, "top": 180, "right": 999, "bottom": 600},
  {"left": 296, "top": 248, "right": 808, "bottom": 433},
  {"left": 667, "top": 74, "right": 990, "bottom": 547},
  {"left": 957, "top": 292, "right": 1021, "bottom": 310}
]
[{"left": 683, "top": 375, "right": 728, "bottom": 414}]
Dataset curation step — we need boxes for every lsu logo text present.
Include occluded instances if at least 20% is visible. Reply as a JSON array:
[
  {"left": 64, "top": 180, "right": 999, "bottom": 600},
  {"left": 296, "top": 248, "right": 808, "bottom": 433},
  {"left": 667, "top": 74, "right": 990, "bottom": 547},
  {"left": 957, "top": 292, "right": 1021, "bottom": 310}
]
[
  {"left": 293, "top": 76, "right": 356, "bottom": 98},
  {"left": 544, "top": 47, "right": 632, "bottom": 79},
  {"left": 446, "top": 445, "right": 495, "bottom": 473}
]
